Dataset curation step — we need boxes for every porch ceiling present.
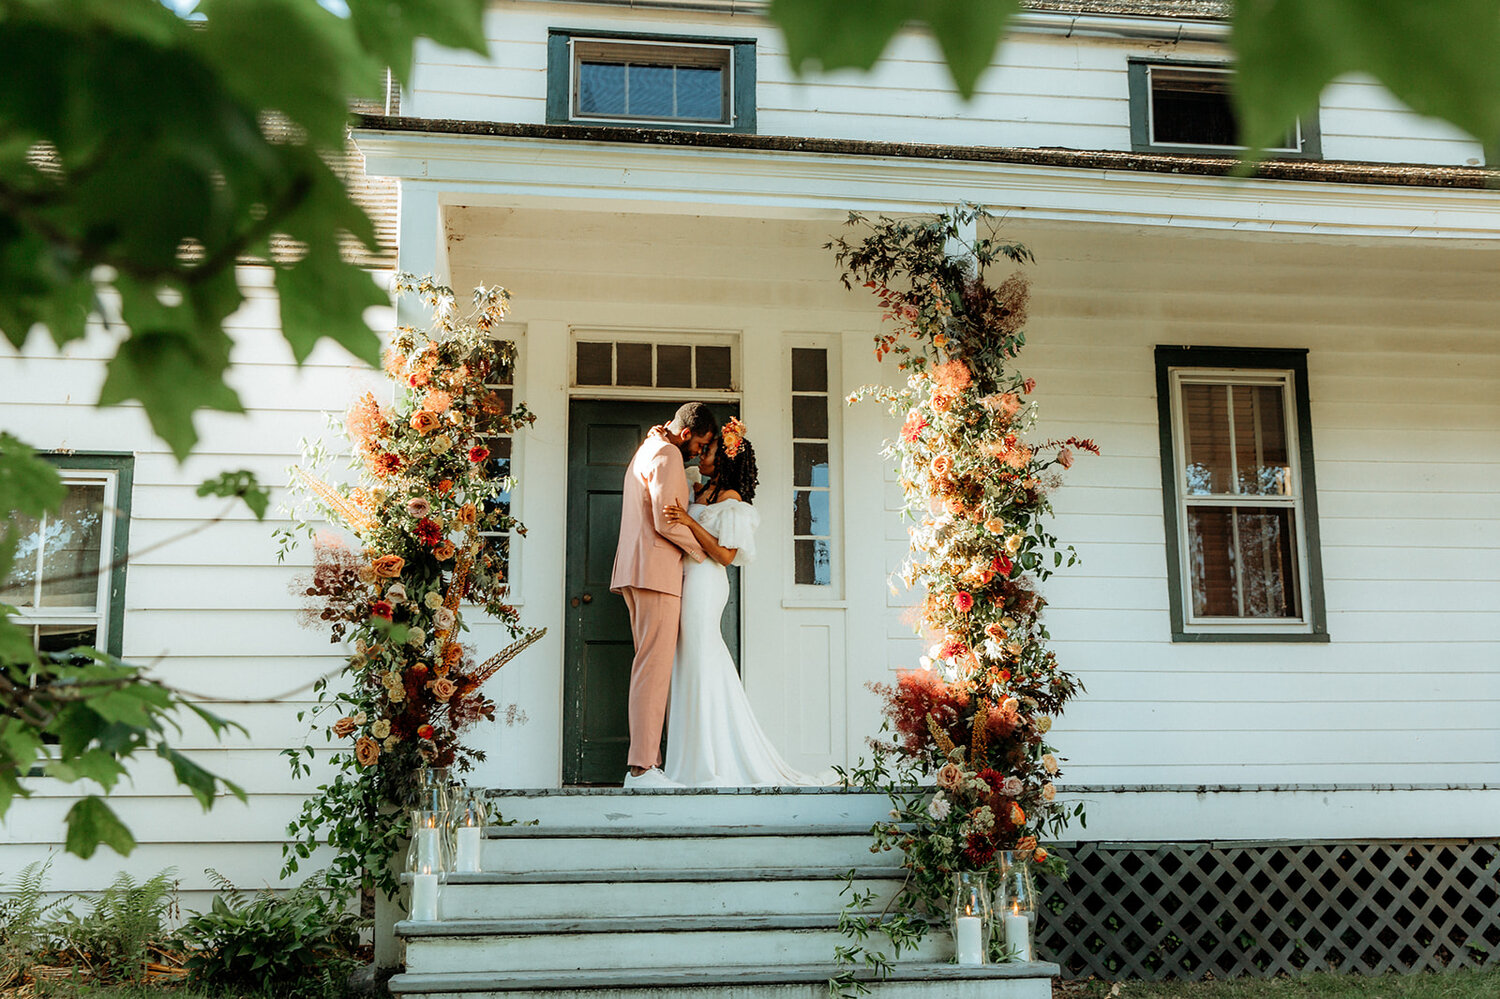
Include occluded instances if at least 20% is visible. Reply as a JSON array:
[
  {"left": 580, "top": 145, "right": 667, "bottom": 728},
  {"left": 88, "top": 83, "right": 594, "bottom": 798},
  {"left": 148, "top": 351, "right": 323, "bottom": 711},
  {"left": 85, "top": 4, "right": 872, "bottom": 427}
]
[{"left": 355, "top": 126, "right": 1500, "bottom": 241}]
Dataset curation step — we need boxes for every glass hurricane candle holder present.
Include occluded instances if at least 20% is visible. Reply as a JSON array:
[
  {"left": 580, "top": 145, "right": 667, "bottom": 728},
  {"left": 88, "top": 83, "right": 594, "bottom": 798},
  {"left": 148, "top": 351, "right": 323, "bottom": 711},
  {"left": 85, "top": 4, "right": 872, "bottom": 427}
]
[
  {"left": 950, "top": 871, "right": 992, "bottom": 966},
  {"left": 997, "top": 850, "right": 1037, "bottom": 961},
  {"left": 407, "top": 808, "right": 449, "bottom": 921},
  {"left": 452, "top": 789, "right": 487, "bottom": 873}
]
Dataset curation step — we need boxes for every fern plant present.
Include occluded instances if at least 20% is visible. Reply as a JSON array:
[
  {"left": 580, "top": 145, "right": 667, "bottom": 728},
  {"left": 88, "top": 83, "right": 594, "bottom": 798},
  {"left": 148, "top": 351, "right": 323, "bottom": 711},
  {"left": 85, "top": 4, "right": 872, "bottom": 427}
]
[
  {"left": 51, "top": 868, "right": 179, "bottom": 983},
  {"left": 0, "top": 859, "right": 66, "bottom": 987},
  {"left": 174, "top": 868, "right": 362, "bottom": 999}
]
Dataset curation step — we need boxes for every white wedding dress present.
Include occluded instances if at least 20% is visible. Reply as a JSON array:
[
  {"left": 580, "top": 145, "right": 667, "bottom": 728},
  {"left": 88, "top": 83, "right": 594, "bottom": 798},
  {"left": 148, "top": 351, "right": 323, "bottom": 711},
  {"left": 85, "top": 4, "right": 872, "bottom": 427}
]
[{"left": 663, "top": 500, "right": 822, "bottom": 787}]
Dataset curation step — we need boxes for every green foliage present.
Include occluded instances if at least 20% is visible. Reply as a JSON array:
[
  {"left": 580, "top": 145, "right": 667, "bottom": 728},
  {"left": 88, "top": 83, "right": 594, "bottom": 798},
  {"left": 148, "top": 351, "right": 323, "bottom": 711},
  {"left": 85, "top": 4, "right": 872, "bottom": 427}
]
[
  {"left": 195, "top": 470, "right": 271, "bottom": 520},
  {"left": 0, "top": 0, "right": 487, "bottom": 460},
  {"left": 50, "top": 869, "right": 179, "bottom": 984},
  {"left": 174, "top": 869, "right": 361, "bottom": 999},
  {"left": 0, "top": 859, "right": 67, "bottom": 987},
  {"left": 767, "top": 1, "right": 1500, "bottom": 160},
  {"left": 0, "top": 644, "right": 248, "bottom": 858}
]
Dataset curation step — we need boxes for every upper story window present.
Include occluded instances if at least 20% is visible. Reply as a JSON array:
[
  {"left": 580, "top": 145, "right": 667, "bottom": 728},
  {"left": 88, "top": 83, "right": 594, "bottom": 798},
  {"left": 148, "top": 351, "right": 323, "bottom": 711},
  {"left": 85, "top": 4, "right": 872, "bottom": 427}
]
[
  {"left": 0, "top": 455, "right": 133, "bottom": 659},
  {"left": 547, "top": 29, "right": 757, "bottom": 134},
  {"left": 1128, "top": 60, "right": 1321, "bottom": 159},
  {"left": 1155, "top": 347, "right": 1328, "bottom": 642}
]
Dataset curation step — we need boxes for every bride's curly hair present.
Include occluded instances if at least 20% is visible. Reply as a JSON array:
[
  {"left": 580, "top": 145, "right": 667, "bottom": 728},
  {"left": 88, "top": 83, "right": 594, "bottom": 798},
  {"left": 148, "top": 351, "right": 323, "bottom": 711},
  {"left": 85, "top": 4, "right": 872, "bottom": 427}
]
[{"left": 713, "top": 436, "right": 758, "bottom": 503}]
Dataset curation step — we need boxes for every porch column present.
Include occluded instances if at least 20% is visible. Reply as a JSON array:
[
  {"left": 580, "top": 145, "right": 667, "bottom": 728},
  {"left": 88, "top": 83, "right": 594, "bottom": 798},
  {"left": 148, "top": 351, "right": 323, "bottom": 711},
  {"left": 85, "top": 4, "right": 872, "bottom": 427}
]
[{"left": 394, "top": 182, "right": 452, "bottom": 327}]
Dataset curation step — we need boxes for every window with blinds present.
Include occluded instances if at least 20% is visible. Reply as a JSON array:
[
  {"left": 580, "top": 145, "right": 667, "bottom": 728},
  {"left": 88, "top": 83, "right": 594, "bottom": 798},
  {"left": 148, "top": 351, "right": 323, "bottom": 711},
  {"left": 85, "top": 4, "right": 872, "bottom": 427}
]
[{"left": 1156, "top": 347, "right": 1328, "bottom": 641}]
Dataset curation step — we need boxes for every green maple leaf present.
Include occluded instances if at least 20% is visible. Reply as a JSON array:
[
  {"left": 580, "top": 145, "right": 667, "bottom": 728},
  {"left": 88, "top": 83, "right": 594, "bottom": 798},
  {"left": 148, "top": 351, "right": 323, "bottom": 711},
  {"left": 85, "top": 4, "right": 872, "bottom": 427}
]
[
  {"left": 64, "top": 796, "right": 137, "bottom": 859},
  {"left": 1232, "top": 1, "right": 1500, "bottom": 160},
  {"left": 346, "top": 0, "right": 489, "bottom": 86},
  {"left": 768, "top": 0, "right": 1020, "bottom": 99}
]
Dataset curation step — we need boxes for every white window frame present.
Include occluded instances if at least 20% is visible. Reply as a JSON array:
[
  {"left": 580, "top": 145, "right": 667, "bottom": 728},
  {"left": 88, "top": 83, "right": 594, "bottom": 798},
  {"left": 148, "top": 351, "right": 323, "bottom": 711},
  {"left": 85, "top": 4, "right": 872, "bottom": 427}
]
[
  {"left": 785, "top": 335, "right": 843, "bottom": 599},
  {"left": 569, "top": 328, "right": 741, "bottom": 400},
  {"left": 568, "top": 36, "right": 736, "bottom": 128},
  {"left": 1143, "top": 63, "right": 1304, "bottom": 154},
  {"left": 1168, "top": 367, "right": 1314, "bottom": 635},
  {"left": 478, "top": 326, "right": 526, "bottom": 603},
  {"left": 7, "top": 469, "right": 119, "bottom": 651}
]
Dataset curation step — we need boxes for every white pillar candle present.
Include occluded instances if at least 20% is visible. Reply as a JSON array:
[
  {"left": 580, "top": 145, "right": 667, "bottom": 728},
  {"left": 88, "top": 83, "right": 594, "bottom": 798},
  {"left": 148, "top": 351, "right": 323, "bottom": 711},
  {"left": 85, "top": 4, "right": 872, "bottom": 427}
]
[
  {"left": 415, "top": 826, "right": 439, "bottom": 871},
  {"left": 410, "top": 873, "right": 439, "bottom": 922},
  {"left": 455, "top": 826, "right": 482, "bottom": 873},
  {"left": 1004, "top": 911, "right": 1031, "bottom": 961},
  {"left": 954, "top": 915, "right": 985, "bottom": 965}
]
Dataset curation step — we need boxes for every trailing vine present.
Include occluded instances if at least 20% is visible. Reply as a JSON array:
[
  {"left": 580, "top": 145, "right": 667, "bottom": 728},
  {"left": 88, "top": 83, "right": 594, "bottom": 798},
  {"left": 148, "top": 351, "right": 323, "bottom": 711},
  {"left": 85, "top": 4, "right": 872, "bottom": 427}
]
[
  {"left": 827, "top": 207, "right": 1094, "bottom": 993},
  {"left": 276, "top": 276, "right": 544, "bottom": 900}
]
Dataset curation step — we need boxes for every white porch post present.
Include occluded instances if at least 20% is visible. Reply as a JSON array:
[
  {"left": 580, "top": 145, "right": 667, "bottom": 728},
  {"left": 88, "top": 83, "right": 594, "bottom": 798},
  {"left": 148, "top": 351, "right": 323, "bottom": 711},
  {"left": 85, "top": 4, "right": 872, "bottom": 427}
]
[{"left": 374, "top": 180, "right": 452, "bottom": 972}]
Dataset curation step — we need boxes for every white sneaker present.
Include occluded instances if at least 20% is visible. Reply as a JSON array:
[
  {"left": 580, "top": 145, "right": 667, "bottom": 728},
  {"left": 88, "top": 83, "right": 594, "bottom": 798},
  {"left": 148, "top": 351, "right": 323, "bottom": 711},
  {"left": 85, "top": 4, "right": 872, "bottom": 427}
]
[{"left": 623, "top": 767, "right": 682, "bottom": 789}]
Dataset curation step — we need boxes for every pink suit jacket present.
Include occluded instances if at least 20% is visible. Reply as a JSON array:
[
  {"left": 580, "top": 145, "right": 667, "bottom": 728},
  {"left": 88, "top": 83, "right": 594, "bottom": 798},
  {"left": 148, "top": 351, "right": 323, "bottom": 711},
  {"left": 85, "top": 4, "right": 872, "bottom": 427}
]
[{"left": 610, "top": 434, "right": 705, "bottom": 596}]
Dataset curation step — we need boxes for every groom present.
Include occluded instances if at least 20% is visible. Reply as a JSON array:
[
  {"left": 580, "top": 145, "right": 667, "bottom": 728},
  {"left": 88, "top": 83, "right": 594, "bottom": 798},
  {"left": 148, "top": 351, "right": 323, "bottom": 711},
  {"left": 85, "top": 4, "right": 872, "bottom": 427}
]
[{"left": 610, "top": 402, "right": 718, "bottom": 788}]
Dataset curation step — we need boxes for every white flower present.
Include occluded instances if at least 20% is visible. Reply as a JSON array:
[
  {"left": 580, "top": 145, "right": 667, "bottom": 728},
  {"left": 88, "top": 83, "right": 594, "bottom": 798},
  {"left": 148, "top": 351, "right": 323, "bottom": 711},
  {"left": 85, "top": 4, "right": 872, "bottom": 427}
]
[
  {"left": 424, "top": 591, "right": 443, "bottom": 609},
  {"left": 372, "top": 719, "right": 391, "bottom": 739},
  {"left": 434, "top": 607, "right": 456, "bottom": 630},
  {"left": 386, "top": 583, "right": 408, "bottom": 604},
  {"left": 432, "top": 434, "right": 453, "bottom": 454},
  {"left": 927, "top": 795, "right": 952, "bottom": 820},
  {"left": 407, "top": 627, "right": 426, "bottom": 646}
]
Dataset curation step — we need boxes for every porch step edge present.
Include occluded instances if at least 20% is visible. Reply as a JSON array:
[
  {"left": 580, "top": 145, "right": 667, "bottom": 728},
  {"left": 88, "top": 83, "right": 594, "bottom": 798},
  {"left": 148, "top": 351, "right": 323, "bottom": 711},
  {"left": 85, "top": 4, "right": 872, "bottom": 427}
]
[
  {"left": 484, "top": 823, "right": 885, "bottom": 838},
  {"left": 389, "top": 961, "right": 1061, "bottom": 993},
  {"left": 398, "top": 914, "right": 858, "bottom": 937},
  {"left": 433, "top": 866, "right": 901, "bottom": 884}
]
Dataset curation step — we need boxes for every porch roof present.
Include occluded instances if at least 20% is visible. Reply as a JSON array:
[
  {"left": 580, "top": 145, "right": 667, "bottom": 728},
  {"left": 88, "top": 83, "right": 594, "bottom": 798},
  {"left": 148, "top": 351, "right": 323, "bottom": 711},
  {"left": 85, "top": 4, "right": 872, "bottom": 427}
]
[{"left": 354, "top": 115, "right": 1500, "bottom": 241}]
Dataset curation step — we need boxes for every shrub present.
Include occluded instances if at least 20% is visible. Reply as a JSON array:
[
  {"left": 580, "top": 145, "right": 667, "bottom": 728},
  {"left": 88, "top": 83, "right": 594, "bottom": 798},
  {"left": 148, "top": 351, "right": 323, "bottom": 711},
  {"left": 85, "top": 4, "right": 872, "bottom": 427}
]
[
  {"left": 175, "top": 870, "right": 361, "bottom": 999},
  {"left": 50, "top": 868, "right": 178, "bottom": 983},
  {"left": 0, "top": 859, "right": 67, "bottom": 987}
]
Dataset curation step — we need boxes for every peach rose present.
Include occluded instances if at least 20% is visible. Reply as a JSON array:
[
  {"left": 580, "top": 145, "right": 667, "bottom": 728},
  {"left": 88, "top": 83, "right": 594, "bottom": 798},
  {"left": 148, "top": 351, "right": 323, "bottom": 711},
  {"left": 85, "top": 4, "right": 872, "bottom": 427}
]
[
  {"left": 433, "top": 540, "right": 456, "bottom": 561},
  {"left": 372, "top": 555, "right": 405, "bottom": 578},
  {"left": 1042, "top": 782, "right": 1057, "bottom": 801},
  {"left": 985, "top": 518, "right": 1006, "bottom": 535},
  {"left": 1017, "top": 835, "right": 1038, "bottom": 852},
  {"left": 410, "top": 410, "right": 441, "bottom": 435},
  {"left": 355, "top": 736, "right": 380, "bottom": 767},
  {"left": 430, "top": 677, "right": 458, "bottom": 701},
  {"left": 930, "top": 454, "right": 954, "bottom": 477},
  {"left": 1042, "top": 754, "right": 1059, "bottom": 774},
  {"left": 332, "top": 716, "right": 357, "bottom": 738},
  {"left": 936, "top": 762, "right": 964, "bottom": 791}
]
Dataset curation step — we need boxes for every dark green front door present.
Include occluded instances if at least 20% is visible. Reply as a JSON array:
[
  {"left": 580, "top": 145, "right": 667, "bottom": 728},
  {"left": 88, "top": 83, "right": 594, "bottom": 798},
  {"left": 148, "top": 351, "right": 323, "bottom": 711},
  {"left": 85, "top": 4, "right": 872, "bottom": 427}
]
[{"left": 563, "top": 399, "right": 739, "bottom": 785}]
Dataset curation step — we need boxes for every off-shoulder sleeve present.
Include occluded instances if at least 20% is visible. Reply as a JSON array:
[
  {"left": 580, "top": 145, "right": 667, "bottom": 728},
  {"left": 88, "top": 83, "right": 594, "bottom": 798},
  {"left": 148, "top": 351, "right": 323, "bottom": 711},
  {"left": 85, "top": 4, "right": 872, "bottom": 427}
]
[{"left": 714, "top": 501, "right": 760, "bottom": 567}]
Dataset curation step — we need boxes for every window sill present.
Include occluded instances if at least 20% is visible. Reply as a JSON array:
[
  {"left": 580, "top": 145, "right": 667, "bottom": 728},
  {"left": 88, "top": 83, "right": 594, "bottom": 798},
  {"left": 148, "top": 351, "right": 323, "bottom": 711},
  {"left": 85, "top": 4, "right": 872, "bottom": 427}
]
[
  {"left": 545, "top": 116, "right": 756, "bottom": 136},
  {"left": 1171, "top": 630, "right": 1331, "bottom": 644},
  {"left": 1129, "top": 142, "right": 1322, "bottom": 161}
]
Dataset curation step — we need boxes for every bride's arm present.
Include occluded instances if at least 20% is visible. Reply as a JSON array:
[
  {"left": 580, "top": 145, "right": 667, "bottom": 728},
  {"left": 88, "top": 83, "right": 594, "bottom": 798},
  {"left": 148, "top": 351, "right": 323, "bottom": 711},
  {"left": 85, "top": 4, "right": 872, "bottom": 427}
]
[{"left": 663, "top": 501, "right": 739, "bottom": 567}]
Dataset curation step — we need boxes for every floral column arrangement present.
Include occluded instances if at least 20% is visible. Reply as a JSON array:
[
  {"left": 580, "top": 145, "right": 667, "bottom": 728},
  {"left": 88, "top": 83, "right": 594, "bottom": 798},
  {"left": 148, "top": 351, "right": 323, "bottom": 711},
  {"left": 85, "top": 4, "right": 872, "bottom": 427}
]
[
  {"left": 279, "top": 276, "right": 544, "bottom": 898},
  {"left": 833, "top": 207, "right": 1096, "bottom": 952}
]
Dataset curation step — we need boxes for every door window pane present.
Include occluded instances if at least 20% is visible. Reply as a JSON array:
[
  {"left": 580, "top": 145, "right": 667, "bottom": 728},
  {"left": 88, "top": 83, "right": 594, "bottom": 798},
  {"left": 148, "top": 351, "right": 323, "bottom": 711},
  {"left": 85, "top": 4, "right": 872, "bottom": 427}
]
[
  {"left": 657, "top": 344, "right": 692, "bottom": 388},
  {"left": 576, "top": 342, "right": 612, "bottom": 385},
  {"left": 791, "top": 348, "right": 827, "bottom": 392},
  {"left": 695, "top": 345, "right": 731, "bottom": 389},
  {"left": 792, "top": 396, "right": 828, "bottom": 440},
  {"left": 794, "top": 539, "right": 832, "bottom": 586},
  {"left": 793, "top": 443, "right": 829, "bottom": 488},
  {"left": 616, "top": 342, "right": 653, "bottom": 386}
]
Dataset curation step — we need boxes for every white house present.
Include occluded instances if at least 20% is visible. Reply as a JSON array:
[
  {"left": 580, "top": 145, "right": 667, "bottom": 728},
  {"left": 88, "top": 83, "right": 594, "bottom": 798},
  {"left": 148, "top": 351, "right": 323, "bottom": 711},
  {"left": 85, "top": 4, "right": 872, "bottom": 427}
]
[{"left": 4, "top": 0, "right": 1497, "bottom": 987}]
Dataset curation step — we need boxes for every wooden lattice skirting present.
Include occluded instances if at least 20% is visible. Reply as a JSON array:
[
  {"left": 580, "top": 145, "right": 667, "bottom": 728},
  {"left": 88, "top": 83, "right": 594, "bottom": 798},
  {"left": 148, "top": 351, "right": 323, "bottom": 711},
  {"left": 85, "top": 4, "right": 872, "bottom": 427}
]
[{"left": 1037, "top": 840, "right": 1500, "bottom": 980}]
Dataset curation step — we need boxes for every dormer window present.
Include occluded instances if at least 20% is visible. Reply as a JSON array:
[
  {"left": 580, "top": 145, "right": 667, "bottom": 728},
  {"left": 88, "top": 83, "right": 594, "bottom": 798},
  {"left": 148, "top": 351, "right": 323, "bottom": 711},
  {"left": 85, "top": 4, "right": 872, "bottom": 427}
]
[
  {"left": 547, "top": 30, "right": 756, "bottom": 134},
  {"left": 1128, "top": 60, "right": 1321, "bottom": 158}
]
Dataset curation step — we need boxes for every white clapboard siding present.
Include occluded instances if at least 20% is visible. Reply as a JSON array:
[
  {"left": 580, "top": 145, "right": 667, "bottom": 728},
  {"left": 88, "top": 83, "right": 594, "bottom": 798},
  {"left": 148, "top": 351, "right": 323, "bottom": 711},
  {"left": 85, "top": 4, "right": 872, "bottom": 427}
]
[
  {"left": 403, "top": 4, "right": 1485, "bottom": 167},
  {"left": 1, "top": 264, "right": 392, "bottom": 893}
]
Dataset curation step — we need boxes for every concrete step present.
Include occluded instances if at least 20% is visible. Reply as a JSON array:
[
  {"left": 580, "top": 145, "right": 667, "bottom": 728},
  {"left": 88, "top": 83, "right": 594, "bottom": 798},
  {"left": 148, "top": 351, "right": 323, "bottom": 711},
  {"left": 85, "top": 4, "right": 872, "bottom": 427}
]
[
  {"left": 480, "top": 830, "right": 883, "bottom": 874},
  {"left": 399, "top": 916, "right": 952, "bottom": 974},
  {"left": 437, "top": 868, "right": 901, "bottom": 920},
  {"left": 486, "top": 787, "right": 897, "bottom": 830},
  {"left": 389, "top": 962, "right": 1058, "bottom": 999}
]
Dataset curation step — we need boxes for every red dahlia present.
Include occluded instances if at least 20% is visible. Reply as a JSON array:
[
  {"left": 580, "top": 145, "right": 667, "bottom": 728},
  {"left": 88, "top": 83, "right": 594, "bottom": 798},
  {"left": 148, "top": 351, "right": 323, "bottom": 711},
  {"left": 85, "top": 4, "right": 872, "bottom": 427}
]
[
  {"left": 413, "top": 518, "right": 443, "bottom": 546},
  {"left": 468, "top": 445, "right": 490, "bottom": 463},
  {"left": 369, "top": 600, "right": 393, "bottom": 620}
]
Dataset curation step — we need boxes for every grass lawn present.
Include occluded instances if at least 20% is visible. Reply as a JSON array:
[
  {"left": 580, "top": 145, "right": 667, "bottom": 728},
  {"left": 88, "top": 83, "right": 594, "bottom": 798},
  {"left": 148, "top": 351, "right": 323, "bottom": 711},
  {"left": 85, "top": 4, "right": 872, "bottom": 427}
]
[{"left": 1056, "top": 968, "right": 1500, "bottom": 999}]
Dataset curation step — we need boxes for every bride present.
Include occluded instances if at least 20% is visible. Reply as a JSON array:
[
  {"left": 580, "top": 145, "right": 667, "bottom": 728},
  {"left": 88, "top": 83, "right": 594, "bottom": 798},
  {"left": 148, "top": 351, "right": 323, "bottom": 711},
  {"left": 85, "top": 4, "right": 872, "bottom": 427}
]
[{"left": 660, "top": 420, "right": 822, "bottom": 786}]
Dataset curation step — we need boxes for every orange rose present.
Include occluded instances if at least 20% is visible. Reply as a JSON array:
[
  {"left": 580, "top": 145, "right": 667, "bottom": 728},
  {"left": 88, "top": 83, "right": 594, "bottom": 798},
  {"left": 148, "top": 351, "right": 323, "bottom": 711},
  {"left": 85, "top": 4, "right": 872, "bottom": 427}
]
[
  {"left": 433, "top": 540, "right": 456, "bottom": 561},
  {"left": 355, "top": 736, "right": 380, "bottom": 767},
  {"left": 372, "top": 555, "right": 405, "bottom": 578},
  {"left": 1009, "top": 802, "right": 1026, "bottom": 826},
  {"left": 410, "top": 410, "right": 441, "bottom": 435},
  {"left": 455, "top": 503, "right": 478, "bottom": 526},
  {"left": 1033, "top": 848, "right": 1049, "bottom": 864},
  {"left": 332, "top": 716, "right": 357, "bottom": 738},
  {"left": 430, "top": 677, "right": 458, "bottom": 701},
  {"left": 1017, "top": 835, "right": 1038, "bottom": 852}
]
